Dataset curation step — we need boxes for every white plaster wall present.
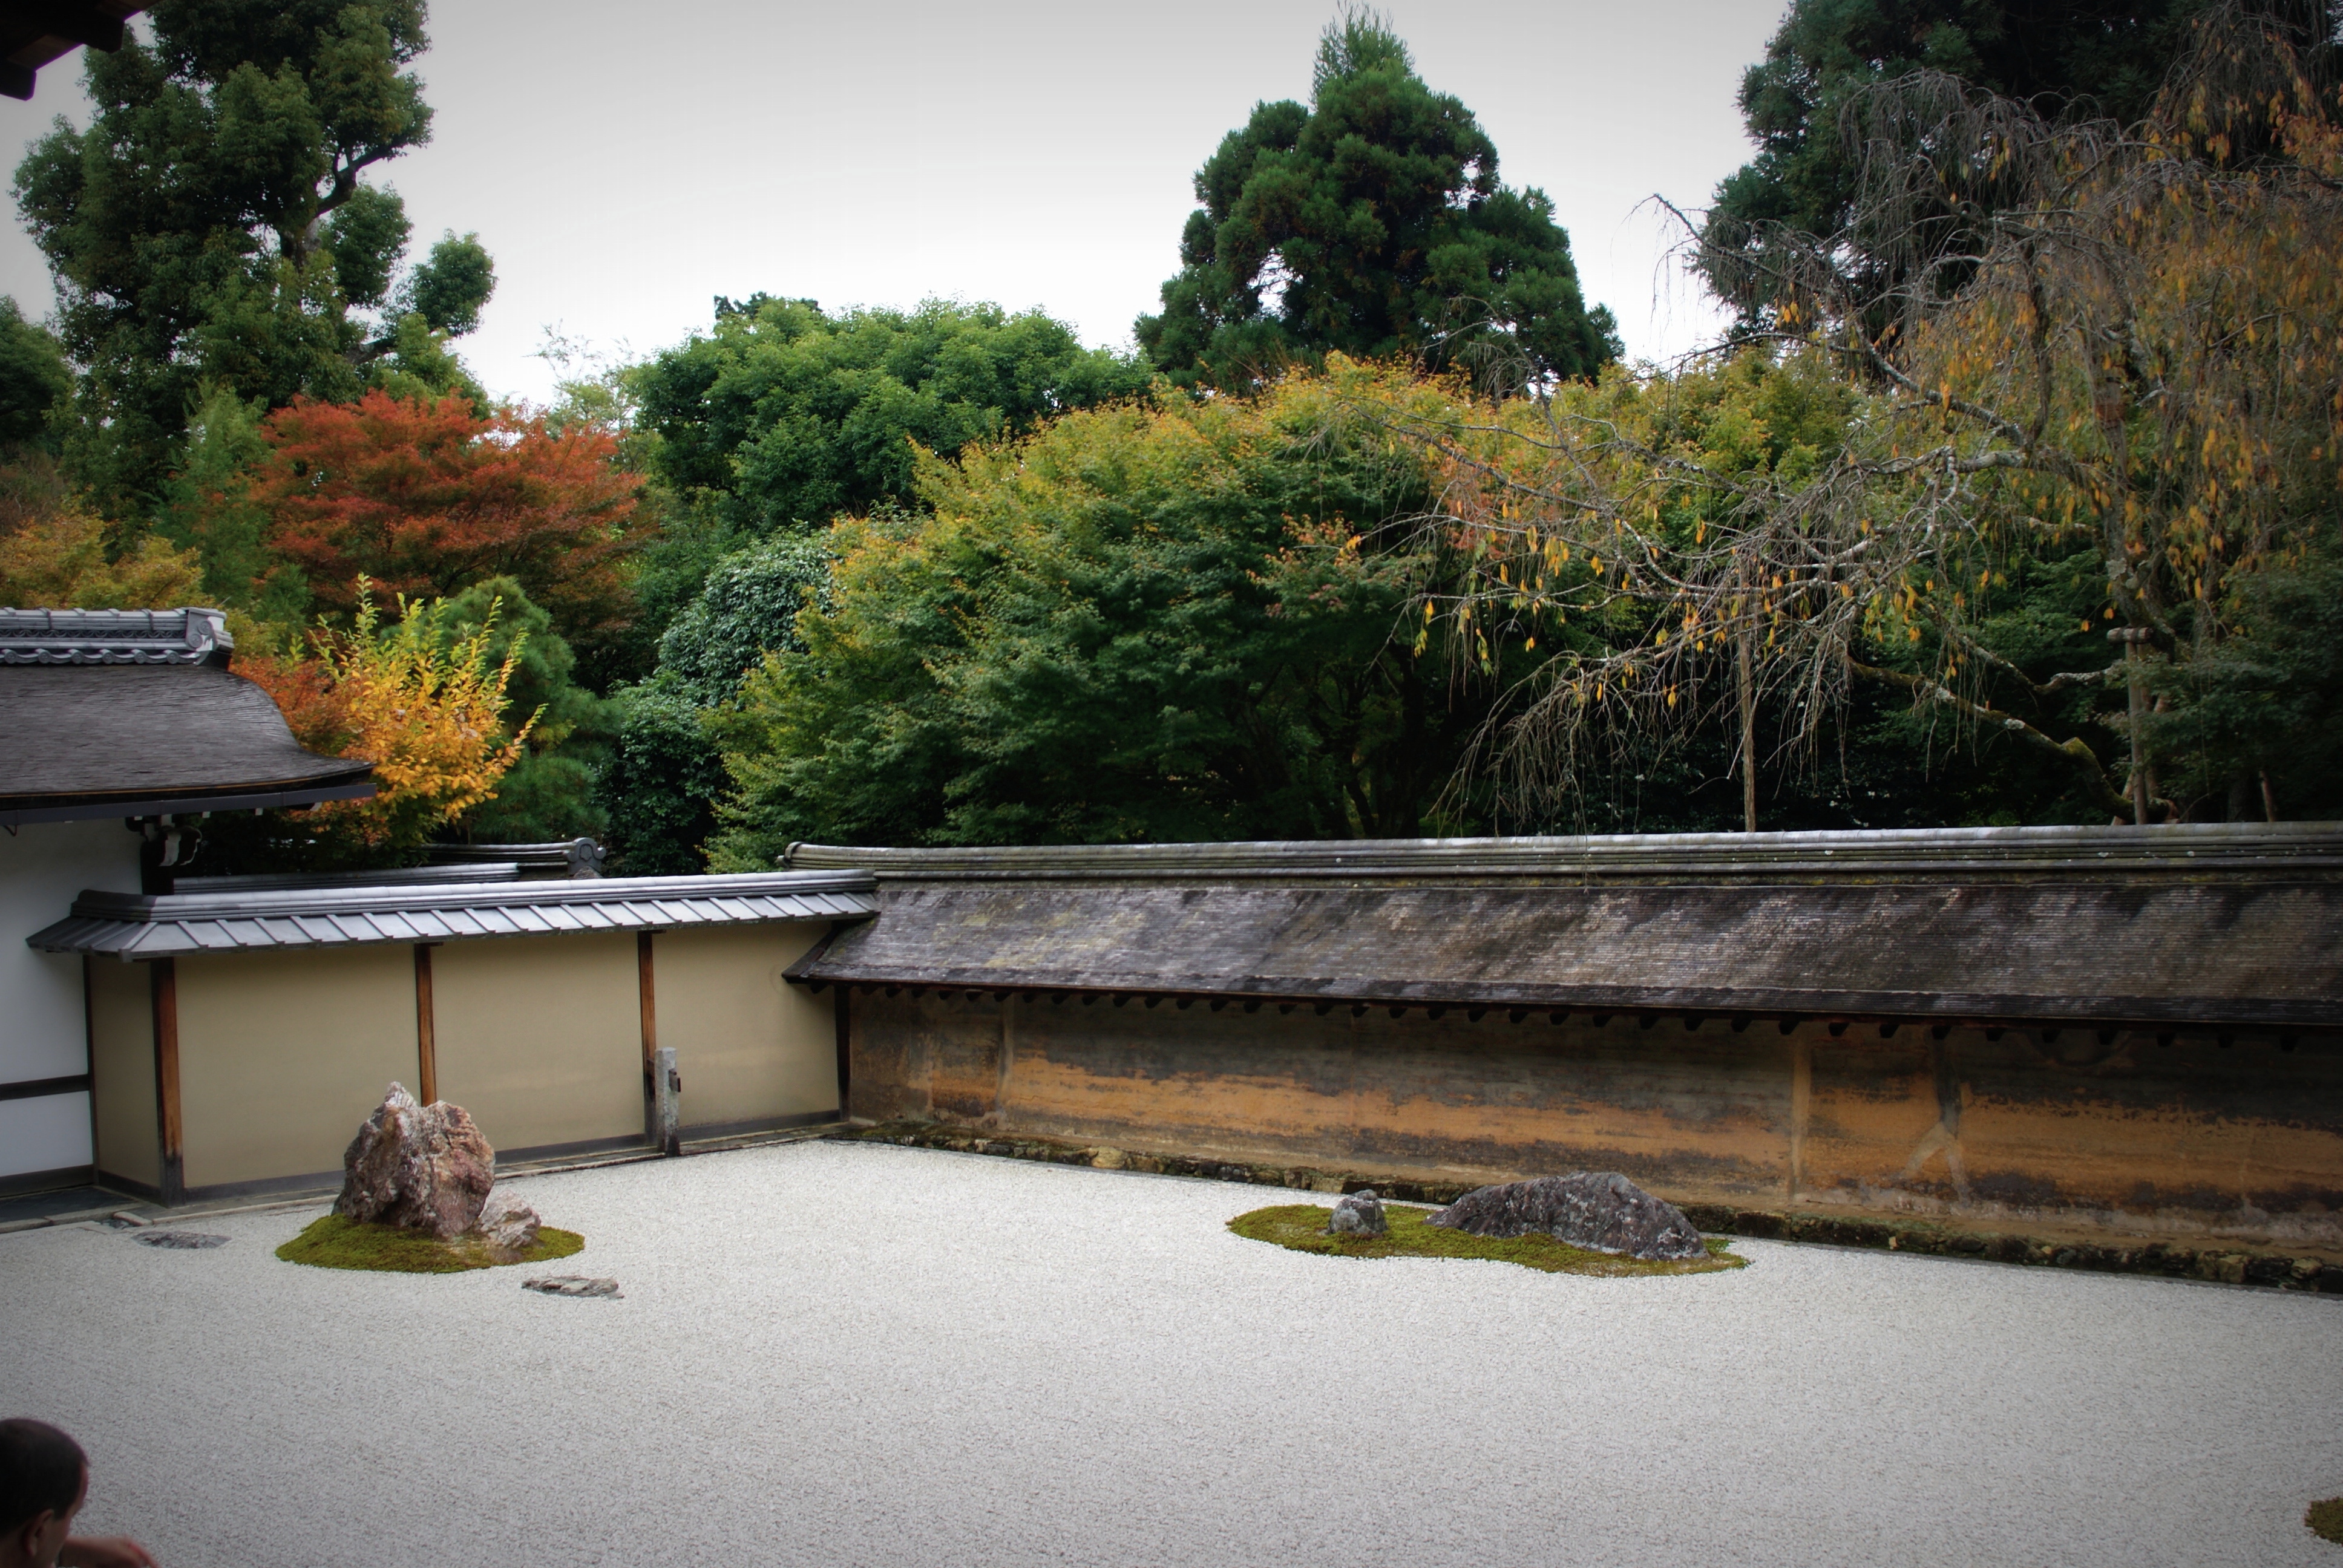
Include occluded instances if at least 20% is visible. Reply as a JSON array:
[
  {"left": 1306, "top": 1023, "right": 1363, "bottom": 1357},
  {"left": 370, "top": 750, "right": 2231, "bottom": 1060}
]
[{"left": 0, "top": 818, "right": 139, "bottom": 1177}]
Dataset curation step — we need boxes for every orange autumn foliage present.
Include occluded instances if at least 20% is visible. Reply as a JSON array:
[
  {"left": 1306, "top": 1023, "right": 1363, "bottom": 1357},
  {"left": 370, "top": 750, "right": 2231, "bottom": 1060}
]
[
  {"left": 258, "top": 391, "right": 642, "bottom": 636},
  {"left": 241, "top": 583, "right": 539, "bottom": 858}
]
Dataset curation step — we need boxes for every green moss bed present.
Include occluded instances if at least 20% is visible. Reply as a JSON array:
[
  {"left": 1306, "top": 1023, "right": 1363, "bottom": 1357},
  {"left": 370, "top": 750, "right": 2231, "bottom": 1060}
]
[
  {"left": 1229, "top": 1203, "right": 1746, "bottom": 1277},
  {"left": 277, "top": 1215, "right": 585, "bottom": 1274},
  {"left": 2308, "top": 1497, "right": 2343, "bottom": 1544}
]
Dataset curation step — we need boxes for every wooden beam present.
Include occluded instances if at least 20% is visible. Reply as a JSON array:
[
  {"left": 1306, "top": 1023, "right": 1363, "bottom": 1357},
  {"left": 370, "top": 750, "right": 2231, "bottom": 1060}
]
[
  {"left": 413, "top": 944, "right": 437, "bottom": 1105},
  {"left": 637, "top": 931, "right": 657, "bottom": 1142},
  {"left": 833, "top": 982, "right": 853, "bottom": 1117},
  {"left": 150, "top": 957, "right": 182, "bottom": 1205}
]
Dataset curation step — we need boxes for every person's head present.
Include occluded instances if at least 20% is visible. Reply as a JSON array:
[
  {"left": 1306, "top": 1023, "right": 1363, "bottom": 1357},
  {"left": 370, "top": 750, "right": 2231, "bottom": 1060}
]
[{"left": 0, "top": 1420, "right": 87, "bottom": 1568}]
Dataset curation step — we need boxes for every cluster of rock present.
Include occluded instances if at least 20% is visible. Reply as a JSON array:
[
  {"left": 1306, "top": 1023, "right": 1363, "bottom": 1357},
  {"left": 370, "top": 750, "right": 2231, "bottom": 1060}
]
[
  {"left": 1428, "top": 1171, "right": 1707, "bottom": 1261},
  {"left": 1325, "top": 1190, "right": 1388, "bottom": 1236},
  {"left": 337, "top": 1083, "right": 543, "bottom": 1261}
]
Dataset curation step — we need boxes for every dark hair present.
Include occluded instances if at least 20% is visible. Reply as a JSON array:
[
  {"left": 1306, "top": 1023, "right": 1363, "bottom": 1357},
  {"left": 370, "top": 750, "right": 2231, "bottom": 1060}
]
[{"left": 0, "top": 1419, "right": 85, "bottom": 1534}]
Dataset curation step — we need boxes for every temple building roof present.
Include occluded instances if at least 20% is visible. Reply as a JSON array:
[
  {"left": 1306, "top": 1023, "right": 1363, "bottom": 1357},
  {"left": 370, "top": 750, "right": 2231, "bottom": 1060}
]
[{"left": 0, "top": 606, "right": 373, "bottom": 827}]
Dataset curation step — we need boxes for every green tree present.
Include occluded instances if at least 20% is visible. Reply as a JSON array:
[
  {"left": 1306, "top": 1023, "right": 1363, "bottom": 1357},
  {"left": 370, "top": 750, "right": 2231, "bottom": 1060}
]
[
  {"left": 439, "top": 576, "right": 609, "bottom": 843},
  {"left": 11, "top": 0, "right": 494, "bottom": 506},
  {"left": 596, "top": 671, "right": 732, "bottom": 874},
  {"left": 589, "top": 535, "right": 830, "bottom": 871},
  {"left": 631, "top": 295, "right": 1154, "bottom": 540},
  {"left": 1689, "top": 0, "right": 2339, "bottom": 325},
  {"left": 0, "top": 299, "right": 71, "bottom": 451},
  {"left": 1136, "top": 10, "right": 1617, "bottom": 392},
  {"left": 706, "top": 365, "right": 1498, "bottom": 866}
]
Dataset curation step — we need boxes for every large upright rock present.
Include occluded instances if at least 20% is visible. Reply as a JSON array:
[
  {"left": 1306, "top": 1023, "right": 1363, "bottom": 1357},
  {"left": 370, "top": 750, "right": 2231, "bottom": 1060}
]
[
  {"left": 1427, "top": 1172, "right": 1707, "bottom": 1261},
  {"left": 336, "top": 1083, "right": 496, "bottom": 1240}
]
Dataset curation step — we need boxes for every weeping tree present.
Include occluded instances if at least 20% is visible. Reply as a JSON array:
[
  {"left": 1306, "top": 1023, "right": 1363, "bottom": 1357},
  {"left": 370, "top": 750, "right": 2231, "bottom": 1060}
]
[{"left": 1352, "top": 4, "right": 2343, "bottom": 828}]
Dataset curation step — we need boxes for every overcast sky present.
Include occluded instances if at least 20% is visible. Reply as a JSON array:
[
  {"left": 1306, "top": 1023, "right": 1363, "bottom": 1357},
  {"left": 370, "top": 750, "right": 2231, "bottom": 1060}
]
[{"left": 0, "top": 0, "right": 1789, "bottom": 408}]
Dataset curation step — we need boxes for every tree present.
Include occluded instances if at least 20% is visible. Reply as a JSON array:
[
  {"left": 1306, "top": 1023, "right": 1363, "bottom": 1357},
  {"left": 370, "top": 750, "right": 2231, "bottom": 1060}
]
[
  {"left": 1136, "top": 10, "right": 1618, "bottom": 392},
  {"left": 588, "top": 534, "right": 831, "bottom": 871},
  {"left": 654, "top": 534, "right": 831, "bottom": 701},
  {"left": 11, "top": 0, "right": 494, "bottom": 505},
  {"left": 0, "top": 508, "right": 203, "bottom": 607},
  {"left": 705, "top": 365, "right": 1498, "bottom": 866},
  {"left": 235, "top": 583, "right": 536, "bottom": 866},
  {"left": 1692, "top": 0, "right": 2336, "bottom": 327},
  {"left": 595, "top": 672, "right": 733, "bottom": 874},
  {"left": 631, "top": 295, "right": 1154, "bottom": 539},
  {"left": 257, "top": 390, "right": 644, "bottom": 642},
  {"left": 0, "top": 299, "right": 70, "bottom": 451},
  {"left": 1374, "top": 10, "right": 2343, "bottom": 826}
]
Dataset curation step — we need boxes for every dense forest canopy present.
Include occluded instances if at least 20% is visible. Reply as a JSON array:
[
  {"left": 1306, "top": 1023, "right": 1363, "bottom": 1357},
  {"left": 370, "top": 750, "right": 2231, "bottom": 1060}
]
[{"left": 2, "top": 0, "right": 2336, "bottom": 874}]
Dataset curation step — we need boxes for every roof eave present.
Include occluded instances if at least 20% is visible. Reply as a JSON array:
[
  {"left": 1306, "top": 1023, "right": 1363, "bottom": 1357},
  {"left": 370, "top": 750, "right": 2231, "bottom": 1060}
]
[{"left": 0, "top": 774, "right": 375, "bottom": 829}]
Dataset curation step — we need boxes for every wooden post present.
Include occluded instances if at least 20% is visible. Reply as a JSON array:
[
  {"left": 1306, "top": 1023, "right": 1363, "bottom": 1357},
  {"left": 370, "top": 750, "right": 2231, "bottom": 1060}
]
[
  {"left": 80, "top": 955, "right": 99, "bottom": 1175},
  {"left": 995, "top": 993, "right": 1015, "bottom": 1122},
  {"left": 1786, "top": 1032, "right": 1811, "bottom": 1206},
  {"left": 150, "top": 957, "right": 182, "bottom": 1206},
  {"left": 637, "top": 930, "right": 658, "bottom": 1144},
  {"left": 833, "top": 984, "right": 853, "bottom": 1120},
  {"left": 653, "top": 1045, "right": 681, "bottom": 1158},
  {"left": 413, "top": 944, "right": 438, "bottom": 1105}
]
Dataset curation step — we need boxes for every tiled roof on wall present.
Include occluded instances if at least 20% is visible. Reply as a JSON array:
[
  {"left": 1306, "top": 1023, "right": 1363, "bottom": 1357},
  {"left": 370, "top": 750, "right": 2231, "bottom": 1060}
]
[
  {"left": 0, "top": 607, "right": 232, "bottom": 665},
  {"left": 28, "top": 871, "right": 878, "bottom": 956},
  {"left": 784, "top": 823, "right": 2343, "bottom": 1033}
]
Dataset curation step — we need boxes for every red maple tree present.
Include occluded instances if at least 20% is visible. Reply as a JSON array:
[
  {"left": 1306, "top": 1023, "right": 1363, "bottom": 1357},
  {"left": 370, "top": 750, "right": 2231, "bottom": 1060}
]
[{"left": 259, "top": 391, "right": 644, "bottom": 635}]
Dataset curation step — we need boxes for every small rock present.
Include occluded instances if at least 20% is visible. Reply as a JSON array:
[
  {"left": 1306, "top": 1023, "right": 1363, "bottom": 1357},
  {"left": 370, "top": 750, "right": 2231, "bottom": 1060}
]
[
  {"left": 1326, "top": 1189, "right": 1388, "bottom": 1236},
  {"left": 1429, "top": 1172, "right": 1706, "bottom": 1261},
  {"left": 523, "top": 1275, "right": 620, "bottom": 1298},
  {"left": 134, "top": 1230, "right": 228, "bottom": 1250},
  {"left": 336, "top": 1082, "right": 496, "bottom": 1240},
  {"left": 472, "top": 1191, "right": 542, "bottom": 1259}
]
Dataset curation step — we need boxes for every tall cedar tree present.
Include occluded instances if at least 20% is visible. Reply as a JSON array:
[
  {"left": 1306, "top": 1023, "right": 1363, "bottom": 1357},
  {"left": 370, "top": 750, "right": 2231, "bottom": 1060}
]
[
  {"left": 258, "top": 391, "right": 641, "bottom": 641},
  {"left": 12, "top": 0, "right": 494, "bottom": 506},
  {"left": 1693, "top": 0, "right": 2338, "bottom": 327},
  {"left": 1137, "top": 11, "right": 1617, "bottom": 391}
]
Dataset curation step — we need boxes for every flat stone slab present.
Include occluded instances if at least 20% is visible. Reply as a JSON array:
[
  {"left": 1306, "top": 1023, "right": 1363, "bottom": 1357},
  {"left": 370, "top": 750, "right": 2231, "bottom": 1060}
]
[
  {"left": 133, "top": 1230, "right": 229, "bottom": 1250},
  {"left": 523, "top": 1275, "right": 621, "bottom": 1298}
]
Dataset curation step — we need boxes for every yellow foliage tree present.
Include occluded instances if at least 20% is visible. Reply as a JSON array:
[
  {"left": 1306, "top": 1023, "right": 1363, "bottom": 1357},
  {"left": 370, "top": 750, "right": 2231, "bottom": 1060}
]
[
  {"left": 254, "top": 581, "right": 541, "bottom": 860},
  {"left": 0, "top": 511, "right": 203, "bottom": 608}
]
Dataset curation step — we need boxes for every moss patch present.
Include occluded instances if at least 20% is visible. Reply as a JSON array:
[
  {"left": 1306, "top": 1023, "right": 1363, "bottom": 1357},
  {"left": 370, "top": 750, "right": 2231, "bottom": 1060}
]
[
  {"left": 275, "top": 1215, "right": 585, "bottom": 1274},
  {"left": 1229, "top": 1202, "right": 1746, "bottom": 1277},
  {"left": 2307, "top": 1497, "right": 2343, "bottom": 1544}
]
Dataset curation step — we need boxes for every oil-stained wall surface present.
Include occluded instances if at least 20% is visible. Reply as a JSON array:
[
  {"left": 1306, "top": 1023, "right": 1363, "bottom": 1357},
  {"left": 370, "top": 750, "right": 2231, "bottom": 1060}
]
[
  {"left": 433, "top": 930, "right": 641, "bottom": 1156},
  {"left": 847, "top": 991, "right": 2343, "bottom": 1249},
  {"left": 173, "top": 946, "right": 416, "bottom": 1189},
  {"left": 653, "top": 923, "right": 836, "bottom": 1133}
]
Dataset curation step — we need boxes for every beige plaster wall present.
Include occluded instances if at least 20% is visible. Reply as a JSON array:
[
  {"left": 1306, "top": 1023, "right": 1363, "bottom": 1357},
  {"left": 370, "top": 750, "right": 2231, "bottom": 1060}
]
[
  {"left": 173, "top": 947, "right": 419, "bottom": 1189},
  {"left": 86, "top": 957, "right": 158, "bottom": 1191},
  {"left": 431, "top": 930, "right": 640, "bottom": 1155},
  {"left": 653, "top": 923, "right": 834, "bottom": 1129}
]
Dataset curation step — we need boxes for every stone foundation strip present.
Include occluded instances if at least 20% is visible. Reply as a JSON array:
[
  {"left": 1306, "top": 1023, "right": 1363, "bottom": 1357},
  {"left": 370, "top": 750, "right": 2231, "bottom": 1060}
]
[{"left": 833, "top": 1122, "right": 2343, "bottom": 1293}]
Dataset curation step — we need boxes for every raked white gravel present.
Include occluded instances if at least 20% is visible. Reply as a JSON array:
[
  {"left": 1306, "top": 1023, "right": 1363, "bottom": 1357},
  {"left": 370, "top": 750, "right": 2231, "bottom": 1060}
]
[{"left": 3, "top": 1139, "right": 2339, "bottom": 1567}]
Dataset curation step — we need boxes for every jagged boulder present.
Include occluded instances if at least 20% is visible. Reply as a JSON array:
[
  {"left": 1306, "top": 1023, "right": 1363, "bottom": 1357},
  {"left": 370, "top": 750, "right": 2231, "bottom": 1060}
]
[
  {"left": 475, "top": 1191, "right": 542, "bottom": 1260},
  {"left": 336, "top": 1083, "right": 496, "bottom": 1240},
  {"left": 1326, "top": 1189, "right": 1388, "bottom": 1236},
  {"left": 1427, "top": 1172, "right": 1706, "bottom": 1261}
]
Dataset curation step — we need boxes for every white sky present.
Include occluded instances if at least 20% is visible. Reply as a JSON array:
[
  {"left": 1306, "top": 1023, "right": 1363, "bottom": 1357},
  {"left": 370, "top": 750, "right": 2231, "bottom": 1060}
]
[{"left": 0, "top": 0, "right": 1788, "bottom": 409}]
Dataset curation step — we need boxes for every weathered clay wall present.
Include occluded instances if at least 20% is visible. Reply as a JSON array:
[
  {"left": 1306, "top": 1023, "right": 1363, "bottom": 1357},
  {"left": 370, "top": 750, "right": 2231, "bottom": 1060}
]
[{"left": 845, "top": 991, "right": 2343, "bottom": 1250}]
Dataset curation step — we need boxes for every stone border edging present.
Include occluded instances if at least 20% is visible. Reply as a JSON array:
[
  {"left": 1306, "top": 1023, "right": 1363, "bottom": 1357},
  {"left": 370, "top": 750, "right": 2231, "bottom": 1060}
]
[{"left": 832, "top": 1122, "right": 2342, "bottom": 1294}]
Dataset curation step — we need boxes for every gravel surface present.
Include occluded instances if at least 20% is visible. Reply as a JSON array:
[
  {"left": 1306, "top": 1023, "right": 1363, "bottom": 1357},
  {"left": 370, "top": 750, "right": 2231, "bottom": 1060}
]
[{"left": 4, "top": 1140, "right": 2339, "bottom": 1567}]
